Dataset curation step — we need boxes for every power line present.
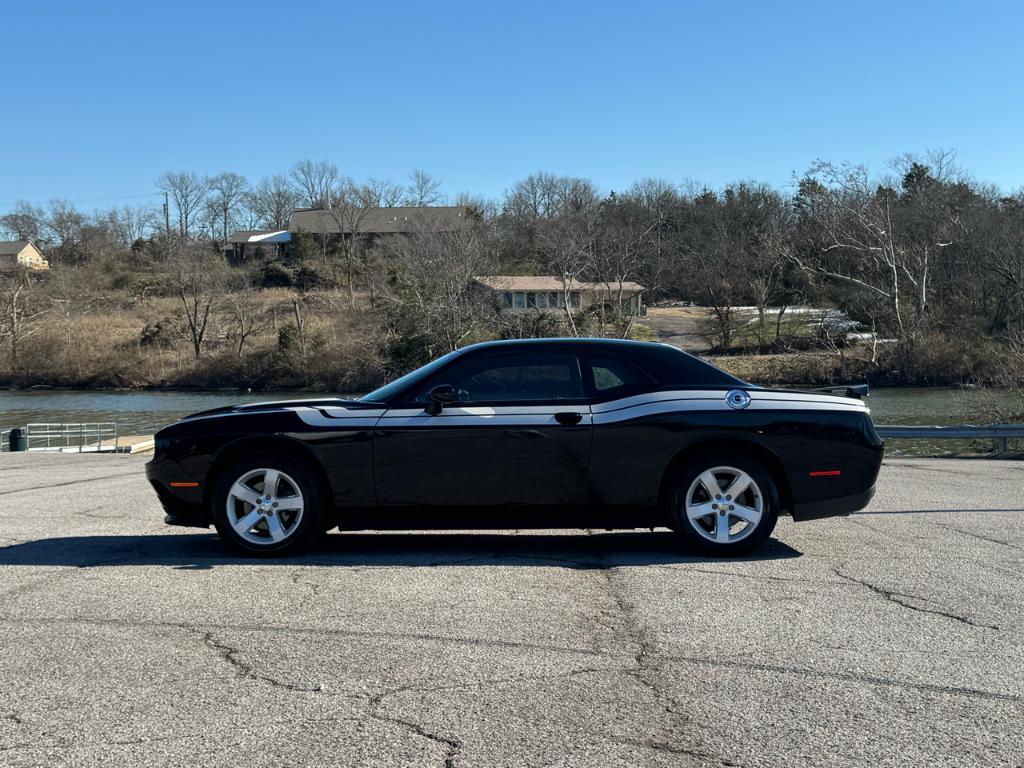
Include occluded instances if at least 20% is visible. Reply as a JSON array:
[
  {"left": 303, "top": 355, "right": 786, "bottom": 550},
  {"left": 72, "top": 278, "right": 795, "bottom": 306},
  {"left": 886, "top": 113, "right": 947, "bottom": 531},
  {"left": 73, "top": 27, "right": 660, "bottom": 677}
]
[{"left": 0, "top": 192, "right": 162, "bottom": 207}]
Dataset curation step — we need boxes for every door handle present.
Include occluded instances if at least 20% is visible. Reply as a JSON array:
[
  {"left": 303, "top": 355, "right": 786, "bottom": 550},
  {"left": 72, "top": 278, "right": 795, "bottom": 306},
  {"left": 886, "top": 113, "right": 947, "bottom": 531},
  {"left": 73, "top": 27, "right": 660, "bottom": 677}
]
[{"left": 554, "top": 412, "right": 583, "bottom": 426}]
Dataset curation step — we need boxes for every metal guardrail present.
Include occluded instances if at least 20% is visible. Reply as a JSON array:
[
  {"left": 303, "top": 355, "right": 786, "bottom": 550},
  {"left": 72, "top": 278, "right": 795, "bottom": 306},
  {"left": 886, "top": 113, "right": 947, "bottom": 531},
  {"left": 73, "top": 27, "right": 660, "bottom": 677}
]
[
  {"left": 1, "top": 423, "right": 119, "bottom": 453},
  {"left": 876, "top": 424, "right": 1024, "bottom": 453}
]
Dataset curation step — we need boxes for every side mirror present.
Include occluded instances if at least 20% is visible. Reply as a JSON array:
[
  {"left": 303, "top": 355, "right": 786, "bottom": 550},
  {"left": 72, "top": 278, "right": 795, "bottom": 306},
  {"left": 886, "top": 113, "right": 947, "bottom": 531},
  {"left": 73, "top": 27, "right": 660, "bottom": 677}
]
[{"left": 425, "top": 384, "right": 458, "bottom": 416}]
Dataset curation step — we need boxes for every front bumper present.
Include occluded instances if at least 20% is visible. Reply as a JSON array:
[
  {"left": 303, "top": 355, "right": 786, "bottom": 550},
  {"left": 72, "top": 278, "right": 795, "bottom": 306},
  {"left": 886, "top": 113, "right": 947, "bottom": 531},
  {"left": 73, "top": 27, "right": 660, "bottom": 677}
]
[
  {"left": 146, "top": 454, "right": 210, "bottom": 528},
  {"left": 791, "top": 485, "right": 875, "bottom": 521}
]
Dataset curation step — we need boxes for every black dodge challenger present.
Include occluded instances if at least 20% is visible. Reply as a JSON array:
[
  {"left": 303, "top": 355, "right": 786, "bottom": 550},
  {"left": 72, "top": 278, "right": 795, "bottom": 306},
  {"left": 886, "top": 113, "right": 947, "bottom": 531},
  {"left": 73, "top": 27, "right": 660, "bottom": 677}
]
[{"left": 146, "top": 338, "right": 884, "bottom": 556}]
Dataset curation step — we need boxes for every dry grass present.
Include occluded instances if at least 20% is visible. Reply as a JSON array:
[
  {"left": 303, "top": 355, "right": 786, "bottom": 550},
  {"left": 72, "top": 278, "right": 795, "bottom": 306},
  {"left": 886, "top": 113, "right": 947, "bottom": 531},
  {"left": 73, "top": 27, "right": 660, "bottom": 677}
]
[
  {"left": 0, "top": 287, "right": 384, "bottom": 391},
  {"left": 708, "top": 350, "right": 874, "bottom": 386}
]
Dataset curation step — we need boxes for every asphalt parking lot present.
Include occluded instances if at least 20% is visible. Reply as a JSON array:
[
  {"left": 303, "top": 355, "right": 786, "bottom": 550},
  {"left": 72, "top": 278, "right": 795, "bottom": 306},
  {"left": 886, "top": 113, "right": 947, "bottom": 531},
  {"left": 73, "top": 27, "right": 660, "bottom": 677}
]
[{"left": 0, "top": 454, "right": 1022, "bottom": 767}]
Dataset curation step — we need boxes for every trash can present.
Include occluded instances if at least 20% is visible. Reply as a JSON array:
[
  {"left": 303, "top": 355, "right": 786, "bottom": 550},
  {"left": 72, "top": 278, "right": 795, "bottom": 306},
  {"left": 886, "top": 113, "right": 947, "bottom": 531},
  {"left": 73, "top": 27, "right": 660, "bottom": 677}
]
[{"left": 8, "top": 428, "right": 27, "bottom": 452}]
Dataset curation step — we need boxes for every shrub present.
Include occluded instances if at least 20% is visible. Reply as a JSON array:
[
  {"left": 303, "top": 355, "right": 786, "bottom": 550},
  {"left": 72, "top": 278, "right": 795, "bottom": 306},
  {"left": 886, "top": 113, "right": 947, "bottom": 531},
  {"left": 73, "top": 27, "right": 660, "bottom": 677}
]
[{"left": 259, "top": 260, "right": 294, "bottom": 288}]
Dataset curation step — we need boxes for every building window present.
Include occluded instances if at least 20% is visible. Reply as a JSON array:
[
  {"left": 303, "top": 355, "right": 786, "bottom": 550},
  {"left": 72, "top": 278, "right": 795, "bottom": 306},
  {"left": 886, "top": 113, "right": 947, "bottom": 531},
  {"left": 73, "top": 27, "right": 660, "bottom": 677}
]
[
  {"left": 526, "top": 292, "right": 537, "bottom": 308},
  {"left": 502, "top": 292, "right": 513, "bottom": 308},
  {"left": 548, "top": 292, "right": 561, "bottom": 308},
  {"left": 536, "top": 292, "right": 548, "bottom": 309},
  {"left": 514, "top": 292, "right": 525, "bottom": 309},
  {"left": 570, "top": 292, "right": 581, "bottom": 308}
]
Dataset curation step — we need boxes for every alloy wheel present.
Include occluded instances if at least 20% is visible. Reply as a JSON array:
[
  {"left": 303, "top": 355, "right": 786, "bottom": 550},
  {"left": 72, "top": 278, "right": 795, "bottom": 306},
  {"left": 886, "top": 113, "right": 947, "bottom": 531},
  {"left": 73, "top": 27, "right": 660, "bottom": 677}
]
[
  {"left": 226, "top": 468, "right": 305, "bottom": 546},
  {"left": 684, "top": 465, "right": 764, "bottom": 544}
]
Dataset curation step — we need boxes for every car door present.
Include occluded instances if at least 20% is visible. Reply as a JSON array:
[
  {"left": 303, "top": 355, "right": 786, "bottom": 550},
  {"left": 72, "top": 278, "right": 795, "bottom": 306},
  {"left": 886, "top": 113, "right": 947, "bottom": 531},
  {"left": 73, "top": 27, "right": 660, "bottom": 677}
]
[{"left": 373, "top": 351, "right": 593, "bottom": 507}]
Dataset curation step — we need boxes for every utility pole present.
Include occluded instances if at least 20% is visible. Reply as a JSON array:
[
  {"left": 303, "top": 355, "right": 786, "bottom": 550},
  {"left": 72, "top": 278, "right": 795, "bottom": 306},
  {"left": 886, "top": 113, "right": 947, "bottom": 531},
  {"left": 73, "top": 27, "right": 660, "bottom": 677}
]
[{"left": 163, "top": 192, "right": 171, "bottom": 258}]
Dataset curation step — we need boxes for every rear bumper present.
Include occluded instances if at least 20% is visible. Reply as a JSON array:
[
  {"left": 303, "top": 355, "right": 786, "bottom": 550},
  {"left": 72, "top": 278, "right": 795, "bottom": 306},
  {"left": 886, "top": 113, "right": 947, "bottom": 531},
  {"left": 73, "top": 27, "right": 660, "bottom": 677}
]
[{"left": 791, "top": 485, "right": 875, "bottom": 521}]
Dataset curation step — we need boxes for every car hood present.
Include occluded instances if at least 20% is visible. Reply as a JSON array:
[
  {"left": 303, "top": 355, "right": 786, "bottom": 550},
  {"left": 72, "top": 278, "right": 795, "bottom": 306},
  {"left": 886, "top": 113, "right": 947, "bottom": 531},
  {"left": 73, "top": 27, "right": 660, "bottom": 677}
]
[{"left": 181, "top": 397, "right": 373, "bottom": 421}]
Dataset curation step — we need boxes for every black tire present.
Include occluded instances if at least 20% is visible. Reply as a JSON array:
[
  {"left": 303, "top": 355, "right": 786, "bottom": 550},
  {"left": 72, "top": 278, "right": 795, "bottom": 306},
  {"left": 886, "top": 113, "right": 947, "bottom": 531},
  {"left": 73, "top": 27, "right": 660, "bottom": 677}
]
[
  {"left": 211, "top": 453, "right": 326, "bottom": 556},
  {"left": 666, "top": 452, "right": 779, "bottom": 556}
]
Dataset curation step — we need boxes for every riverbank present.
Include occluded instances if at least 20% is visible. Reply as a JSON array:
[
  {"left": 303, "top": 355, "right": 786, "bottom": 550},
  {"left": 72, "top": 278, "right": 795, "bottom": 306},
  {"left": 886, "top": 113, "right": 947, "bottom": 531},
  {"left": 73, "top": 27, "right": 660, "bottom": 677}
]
[{"left": 0, "top": 347, "right": 1007, "bottom": 392}]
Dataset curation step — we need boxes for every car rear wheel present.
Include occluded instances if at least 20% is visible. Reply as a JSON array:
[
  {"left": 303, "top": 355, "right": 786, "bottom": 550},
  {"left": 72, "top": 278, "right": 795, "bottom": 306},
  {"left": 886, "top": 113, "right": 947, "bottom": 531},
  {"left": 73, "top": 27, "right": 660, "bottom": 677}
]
[
  {"left": 667, "top": 453, "right": 779, "bottom": 556},
  {"left": 212, "top": 454, "right": 325, "bottom": 556}
]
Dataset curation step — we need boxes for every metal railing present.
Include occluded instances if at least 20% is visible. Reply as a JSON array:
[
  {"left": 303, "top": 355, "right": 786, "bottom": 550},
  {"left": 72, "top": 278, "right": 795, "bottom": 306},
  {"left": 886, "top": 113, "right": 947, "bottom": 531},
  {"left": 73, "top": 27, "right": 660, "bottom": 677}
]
[
  {"left": 1, "top": 423, "right": 119, "bottom": 453},
  {"left": 876, "top": 424, "right": 1024, "bottom": 454}
]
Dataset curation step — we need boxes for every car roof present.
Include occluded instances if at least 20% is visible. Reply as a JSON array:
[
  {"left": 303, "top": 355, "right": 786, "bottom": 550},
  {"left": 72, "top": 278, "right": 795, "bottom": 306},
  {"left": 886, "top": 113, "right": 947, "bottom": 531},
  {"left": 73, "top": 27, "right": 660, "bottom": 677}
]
[{"left": 459, "top": 337, "right": 673, "bottom": 353}]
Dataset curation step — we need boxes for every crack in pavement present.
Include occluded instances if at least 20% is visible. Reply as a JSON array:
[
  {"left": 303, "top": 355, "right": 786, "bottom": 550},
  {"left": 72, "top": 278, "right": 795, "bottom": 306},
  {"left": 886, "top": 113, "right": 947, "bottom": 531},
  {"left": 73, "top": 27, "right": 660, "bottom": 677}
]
[
  {"left": 354, "top": 669, "right": 607, "bottom": 768},
  {"left": 609, "top": 737, "right": 746, "bottom": 766},
  {"left": 0, "top": 716, "right": 366, "bottom": 755},
  {"left": 71, "top": 506, "right": 123, "bottom": 520},
  {"left": 0, "top": 544, "right": 161, "bottom": 599},
  {"left": 583, "top": 530, "right": 726, "bottom": 763},
  {"left": 0, "top": 614, "right": 606, "bottom": 658},
  {"left": 0, "top": 471, "right": 140, "bottom": 497},
  {"left": 647, "top": 564, "right": 843, "bottom": 586},
  {"left": 198, "top": 630, "right": 324, "bottom": 693},
  {"left": 934, "top": 522, "right": 1024, "bottom": 551},
  {"left": 655, "top": 652, "right": 1022, "bottom": 703},
  {"left": 846, "top": 516, "right": 935, "bottom": 541},
  {"left": 833, "top": 568, "right": 1000, "bottom": 630}
]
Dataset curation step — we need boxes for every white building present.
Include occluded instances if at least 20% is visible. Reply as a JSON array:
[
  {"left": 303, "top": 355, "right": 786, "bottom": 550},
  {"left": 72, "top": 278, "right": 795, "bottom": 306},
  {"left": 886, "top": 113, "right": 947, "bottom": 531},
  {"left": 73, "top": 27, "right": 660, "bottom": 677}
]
[{"left": 474, "top": 276, "right": 644, "bottom": 315}]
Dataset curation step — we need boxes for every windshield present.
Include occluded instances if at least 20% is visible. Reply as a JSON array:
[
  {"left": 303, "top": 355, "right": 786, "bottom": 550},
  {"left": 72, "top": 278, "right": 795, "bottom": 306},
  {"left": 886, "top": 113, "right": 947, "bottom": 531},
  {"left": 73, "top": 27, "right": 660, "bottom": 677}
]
[{"left": 359, "top": 349, "right": 464, "bottom": 403}]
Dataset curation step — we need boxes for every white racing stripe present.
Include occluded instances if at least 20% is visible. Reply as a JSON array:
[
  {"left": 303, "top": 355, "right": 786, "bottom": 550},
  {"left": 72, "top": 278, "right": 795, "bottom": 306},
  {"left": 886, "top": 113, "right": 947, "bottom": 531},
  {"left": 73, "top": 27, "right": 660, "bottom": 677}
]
[
  {"left": 381, "top": 404, "right": 589, "bottom": 419},
  {"left": 592, "top": 396, "right": 865, "bottom": 425},
  {"left": 288, "top": 406, "right": 386, "bottom": 429},
  {"left": 288, "top": 390, "right": 866, "bottom": 428},
  {"left": 378, "top": 404, "right": 591, "bottom": 428},
  {"left": 591, "top": 390, "right": 726, "bottom": 414}
]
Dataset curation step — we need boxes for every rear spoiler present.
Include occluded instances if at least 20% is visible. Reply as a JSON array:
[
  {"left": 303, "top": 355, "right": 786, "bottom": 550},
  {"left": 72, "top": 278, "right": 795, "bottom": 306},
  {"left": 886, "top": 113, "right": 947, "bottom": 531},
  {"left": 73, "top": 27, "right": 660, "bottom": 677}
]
[{"left": 812, "top": 384, "right": 869, "bottom": 399}]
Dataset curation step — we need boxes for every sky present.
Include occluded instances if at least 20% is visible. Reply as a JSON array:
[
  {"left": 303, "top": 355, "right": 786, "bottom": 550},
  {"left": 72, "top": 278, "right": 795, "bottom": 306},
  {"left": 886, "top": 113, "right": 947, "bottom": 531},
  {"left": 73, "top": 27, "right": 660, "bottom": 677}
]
[{"left": 2, "top": 0, "right": 1023, "bottom": 212}]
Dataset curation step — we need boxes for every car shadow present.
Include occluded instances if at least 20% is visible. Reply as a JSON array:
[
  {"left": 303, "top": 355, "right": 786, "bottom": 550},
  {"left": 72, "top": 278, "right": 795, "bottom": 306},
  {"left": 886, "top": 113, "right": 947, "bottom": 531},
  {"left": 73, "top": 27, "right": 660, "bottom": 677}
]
[
  {"left": 0, "top": 531, "right": 802, "bottom": 569},
  {"left": 855, "top": 508, "right": 1024, "bottom": 516}
]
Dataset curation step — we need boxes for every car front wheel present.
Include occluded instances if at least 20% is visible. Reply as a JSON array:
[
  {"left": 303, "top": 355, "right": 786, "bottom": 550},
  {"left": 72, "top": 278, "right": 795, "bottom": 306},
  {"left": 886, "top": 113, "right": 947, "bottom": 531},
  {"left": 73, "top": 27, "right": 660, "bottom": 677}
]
[
  {"left": 667, "top": 454, "right": 779, "bottom": 556},
  {"left": 212, "top": 454, "right": 325, "bottom": 556}
]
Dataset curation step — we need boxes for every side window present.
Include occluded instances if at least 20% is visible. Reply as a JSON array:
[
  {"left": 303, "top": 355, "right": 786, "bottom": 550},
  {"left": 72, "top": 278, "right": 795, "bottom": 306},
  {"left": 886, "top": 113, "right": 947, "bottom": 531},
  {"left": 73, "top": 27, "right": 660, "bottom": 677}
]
[
  {"left": 417, "top": 354, "right": 585, "bottom": 403},
  {"left": 587, "top": 355, "right": 648, "bottom": 397}
]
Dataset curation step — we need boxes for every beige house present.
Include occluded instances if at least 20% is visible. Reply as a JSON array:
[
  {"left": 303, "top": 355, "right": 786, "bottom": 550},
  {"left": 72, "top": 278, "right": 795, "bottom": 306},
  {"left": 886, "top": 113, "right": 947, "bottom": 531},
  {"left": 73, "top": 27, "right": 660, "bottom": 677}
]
[
  {"left": 0, "top": 241, "right": 49, "bottom": 271},
  {"left": 474, "top": 276, "right": 644, "bottom": 315}
]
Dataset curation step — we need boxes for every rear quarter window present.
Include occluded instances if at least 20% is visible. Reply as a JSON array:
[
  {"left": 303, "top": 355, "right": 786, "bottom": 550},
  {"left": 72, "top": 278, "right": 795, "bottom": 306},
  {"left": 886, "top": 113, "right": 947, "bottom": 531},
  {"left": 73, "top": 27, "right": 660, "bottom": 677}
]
[{"left": 626, "top": 345, "right": 743, "bottom": 388}]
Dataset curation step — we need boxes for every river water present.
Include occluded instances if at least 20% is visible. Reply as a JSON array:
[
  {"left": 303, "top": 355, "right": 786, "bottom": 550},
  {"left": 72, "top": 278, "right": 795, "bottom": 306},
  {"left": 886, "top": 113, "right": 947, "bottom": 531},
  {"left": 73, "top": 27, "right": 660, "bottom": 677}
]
[{"left": 1, "top": 387, "right": 1021, "bottom": 456}]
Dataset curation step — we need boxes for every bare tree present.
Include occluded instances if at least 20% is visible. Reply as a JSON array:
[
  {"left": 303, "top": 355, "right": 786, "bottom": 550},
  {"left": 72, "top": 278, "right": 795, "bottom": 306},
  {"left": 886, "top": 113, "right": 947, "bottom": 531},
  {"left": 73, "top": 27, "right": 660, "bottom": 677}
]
[
  {"left": 166, "top": 248, "right": 227, "bottom": 359},
  {"left": 0, "top": 275, "right": 49, "bottom": 368},
  {"left": 100, "top": 205, "right": 157, "bottom": 247},
  {"left": 591, "top": 195, "right": 657, "bottom": 337},
  {"left": 157, "top": 171, "right": 210, "bottom": 238},
  {"left": 246, "top": 174, "right": 298, "bottom": 230},
  {"left": 208, "top": 172, "right": 249, "bottom": 243},
  {"left": 223, "top": 287, "right": 262, "bottom": 355},
  {"left": 536, "top": 210, "right": 600, "bottom": 336},
  {"left": 364, "top": 178, "right": 405, "bottom": 207},
  {"left": 325, "top": 182, "right": 379, "bottom": 307},
  {"left": 384, "top": 224, "right": 494, "bottom": 359},
  {"left": 289, "top": 160, "right": 338, "bottom": 208},
  {"left": 0, "top": 200, "right": 47, "bottom": 242},
  {"left": 792, "top": 157, "right": 963, "bottom": 346},
  {"left": 404, "top": 169, "right": 444, "bottom": 206},
  {"left": 47, "top": 271, "right": 97, "bottom": 373}
]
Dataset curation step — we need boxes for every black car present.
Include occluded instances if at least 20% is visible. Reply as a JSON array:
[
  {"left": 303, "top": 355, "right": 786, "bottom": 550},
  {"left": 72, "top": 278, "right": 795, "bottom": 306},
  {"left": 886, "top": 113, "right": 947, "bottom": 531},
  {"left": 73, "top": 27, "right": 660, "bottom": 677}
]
[{"left": 146, "top": 338, "right": 884, "bottom": 556}]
